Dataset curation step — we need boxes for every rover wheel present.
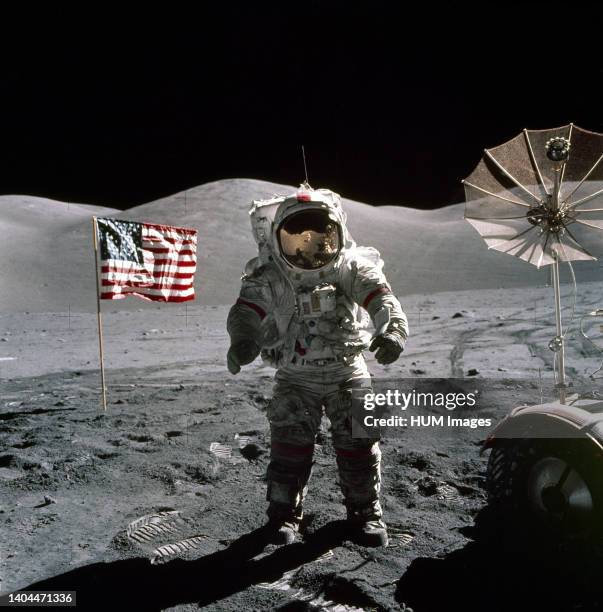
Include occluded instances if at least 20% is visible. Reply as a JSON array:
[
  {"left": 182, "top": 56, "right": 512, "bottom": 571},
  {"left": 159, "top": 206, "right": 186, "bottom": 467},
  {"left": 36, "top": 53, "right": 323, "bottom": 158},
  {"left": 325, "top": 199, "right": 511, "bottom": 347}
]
[{"left": 486, "top": 438, "right": 603, "bottom": 536}]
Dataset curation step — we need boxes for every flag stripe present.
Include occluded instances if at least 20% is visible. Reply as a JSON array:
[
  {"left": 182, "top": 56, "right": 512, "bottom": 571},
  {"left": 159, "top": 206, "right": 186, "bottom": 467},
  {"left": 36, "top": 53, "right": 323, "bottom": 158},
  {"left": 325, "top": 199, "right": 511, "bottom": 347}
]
[
  {"left": 101, "top": 267, "right": 195, "bottom": 280},
  {"left": 142, "top": 247, "right": 197, "bottom": 255},
  {"left": 141, "top": 241, "right": 196, "bottom": 251},
  {"left": 101, "top": 286, "right": 195, "bottom": 297},
  {"left": 101, "top": 279, "right": 194, "bottom": 289},
  {"left": 142, "top": 236, "right": 196, "bottom": 245},
  {"left": 146, "top": 259, "right": 196, "bottom": 267},
  {"left": 100, "top": 291, "right": 196, "bottom": 303},
  {"left": 101, "top": 260, "right": 197, "bottom": 272},
  {"left": 142, "top": 240, "right": 196, "bottom": 250}
]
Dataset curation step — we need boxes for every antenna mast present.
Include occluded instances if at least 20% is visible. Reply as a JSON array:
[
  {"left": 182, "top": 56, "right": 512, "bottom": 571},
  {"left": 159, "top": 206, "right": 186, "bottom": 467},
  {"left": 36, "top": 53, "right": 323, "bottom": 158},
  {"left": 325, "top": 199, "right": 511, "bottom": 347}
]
[{"left": 301, "top": 145, "right": 310, "bottom": 188}]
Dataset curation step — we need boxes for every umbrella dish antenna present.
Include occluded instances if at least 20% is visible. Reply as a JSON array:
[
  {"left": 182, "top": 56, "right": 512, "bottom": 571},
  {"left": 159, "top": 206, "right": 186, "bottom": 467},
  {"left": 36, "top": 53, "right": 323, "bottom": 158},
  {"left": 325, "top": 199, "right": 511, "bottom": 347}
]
[{"left": 463, "top": 124, "right": 603, "bottom": 404}]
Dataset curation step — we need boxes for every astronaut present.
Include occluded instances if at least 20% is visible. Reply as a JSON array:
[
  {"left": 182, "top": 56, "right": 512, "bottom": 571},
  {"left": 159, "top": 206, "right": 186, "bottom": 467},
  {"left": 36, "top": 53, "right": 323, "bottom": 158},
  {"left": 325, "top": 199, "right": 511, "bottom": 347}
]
[{"left": 226, "top": 184, "right": 408, "bottom": 547}]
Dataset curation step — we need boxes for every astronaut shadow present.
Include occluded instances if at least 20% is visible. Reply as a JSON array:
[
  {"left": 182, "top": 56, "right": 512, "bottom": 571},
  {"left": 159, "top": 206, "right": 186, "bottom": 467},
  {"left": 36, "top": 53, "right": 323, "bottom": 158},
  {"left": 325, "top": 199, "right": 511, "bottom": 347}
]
[
  {"left": 395, "top": 507, "right": 603, "bottom": 612},
  {"left": 19, "top": 520, "right": 349, "bottom": 611}
]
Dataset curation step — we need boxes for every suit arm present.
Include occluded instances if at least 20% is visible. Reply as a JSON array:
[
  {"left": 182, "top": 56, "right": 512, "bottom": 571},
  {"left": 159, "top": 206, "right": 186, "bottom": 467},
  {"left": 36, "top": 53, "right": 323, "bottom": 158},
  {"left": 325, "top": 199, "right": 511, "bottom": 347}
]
[{"left": 351, "top": 257, "right": 409, "bottom": 344}]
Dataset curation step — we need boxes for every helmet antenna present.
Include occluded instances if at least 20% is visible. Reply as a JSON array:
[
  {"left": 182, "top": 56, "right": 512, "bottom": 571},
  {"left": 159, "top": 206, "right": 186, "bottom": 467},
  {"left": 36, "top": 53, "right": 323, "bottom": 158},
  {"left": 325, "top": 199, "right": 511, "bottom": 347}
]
[{"left": 301, "top": 145, "right": 310, "bottom": 189}]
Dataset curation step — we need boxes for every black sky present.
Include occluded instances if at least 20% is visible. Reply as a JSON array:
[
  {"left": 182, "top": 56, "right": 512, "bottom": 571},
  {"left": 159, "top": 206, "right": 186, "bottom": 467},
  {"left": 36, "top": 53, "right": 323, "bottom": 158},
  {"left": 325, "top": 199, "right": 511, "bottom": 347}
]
[{"left": 0, "top": 5, "right": 601, "bottom": 210}]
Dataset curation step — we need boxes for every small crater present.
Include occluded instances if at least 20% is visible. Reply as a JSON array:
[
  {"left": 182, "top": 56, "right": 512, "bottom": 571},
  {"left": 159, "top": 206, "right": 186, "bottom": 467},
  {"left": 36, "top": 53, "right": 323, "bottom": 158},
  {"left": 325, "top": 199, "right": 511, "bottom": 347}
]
[
  {"left": 165, "top": 431, "right": 184, "bottom": 438},
  {"left": 191, "top": 405, "right": 215, "bottom": 414},
  {"left": 127, "top": 433, "right": 154, "bottom": 443},
  {"left": 0, "top": 454, "right": 41, "bottom": 471},
  {"left": 11, "top": 441, "right": 36, "bottom": 449},
  {"left": 0, "top": 413, "right": 22, "bottom": 422},
  {"left": 400, "top": 452, "right": 434, "bottom": 471},
  {"left": 238, "top": 429, "right": 261, "bottom": 437},
  {"left": 0, "top": 455, "right": 16, "bottom": 468},
  {"left": 96, "top": 452, "right": 120, "bottom": 460}
]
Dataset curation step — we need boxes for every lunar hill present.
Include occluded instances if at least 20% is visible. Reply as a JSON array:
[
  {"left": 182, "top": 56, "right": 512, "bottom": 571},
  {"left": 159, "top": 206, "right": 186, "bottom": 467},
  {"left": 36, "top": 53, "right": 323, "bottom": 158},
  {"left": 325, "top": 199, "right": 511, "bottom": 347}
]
[{"left": 1, "top": 178, "right": 601, "bottom": 313}]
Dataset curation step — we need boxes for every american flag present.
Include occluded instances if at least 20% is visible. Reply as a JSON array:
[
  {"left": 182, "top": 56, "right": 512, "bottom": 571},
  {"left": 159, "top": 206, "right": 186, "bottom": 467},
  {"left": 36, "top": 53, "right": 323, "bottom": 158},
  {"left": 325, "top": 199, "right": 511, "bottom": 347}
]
[{"left": 95, "top": 217, "right": 198, "bottom": 302}]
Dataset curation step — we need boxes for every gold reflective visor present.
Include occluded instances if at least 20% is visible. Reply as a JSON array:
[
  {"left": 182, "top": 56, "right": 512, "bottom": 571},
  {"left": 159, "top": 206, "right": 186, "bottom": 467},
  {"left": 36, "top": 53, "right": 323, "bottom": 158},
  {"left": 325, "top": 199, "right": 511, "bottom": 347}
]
[{"left": 277, "top": 209, "right": 341, "bottom": 270}]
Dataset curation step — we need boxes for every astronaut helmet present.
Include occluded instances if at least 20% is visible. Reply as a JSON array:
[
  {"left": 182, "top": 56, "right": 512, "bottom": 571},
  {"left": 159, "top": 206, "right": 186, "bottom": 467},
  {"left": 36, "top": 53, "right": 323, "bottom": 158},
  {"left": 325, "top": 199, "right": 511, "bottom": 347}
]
[{"left": 272, "top": 184, "right": 352, "bottom": 275}]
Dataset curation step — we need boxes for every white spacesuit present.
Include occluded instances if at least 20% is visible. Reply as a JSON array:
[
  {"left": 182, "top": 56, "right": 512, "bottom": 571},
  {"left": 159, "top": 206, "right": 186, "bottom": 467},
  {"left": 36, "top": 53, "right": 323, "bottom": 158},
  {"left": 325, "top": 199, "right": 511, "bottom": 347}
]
[{"left": 227, "top": 184, "right": 408, "bottom": 547}]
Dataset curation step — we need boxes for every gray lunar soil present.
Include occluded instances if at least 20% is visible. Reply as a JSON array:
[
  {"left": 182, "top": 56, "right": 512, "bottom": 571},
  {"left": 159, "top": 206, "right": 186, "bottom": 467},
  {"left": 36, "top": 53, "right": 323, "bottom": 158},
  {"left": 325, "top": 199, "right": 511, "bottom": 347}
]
[{"left": 1, "top": 179, "right": 603, "bottom": 611}]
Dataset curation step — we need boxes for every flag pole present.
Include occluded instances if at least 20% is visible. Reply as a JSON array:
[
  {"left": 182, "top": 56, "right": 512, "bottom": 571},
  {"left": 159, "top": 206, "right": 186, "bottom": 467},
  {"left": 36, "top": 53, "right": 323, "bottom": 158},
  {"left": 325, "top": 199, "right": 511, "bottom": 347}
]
[{"left": 92, "top": 216, "right": 108, "bottom": 411}]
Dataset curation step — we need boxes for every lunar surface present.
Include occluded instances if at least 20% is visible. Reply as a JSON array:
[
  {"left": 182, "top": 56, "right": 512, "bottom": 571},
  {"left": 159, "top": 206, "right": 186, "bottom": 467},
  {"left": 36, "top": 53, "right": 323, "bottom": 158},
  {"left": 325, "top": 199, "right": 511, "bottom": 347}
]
[{"left": 1, "top": 179, "right": 603, "bottom": 610}]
